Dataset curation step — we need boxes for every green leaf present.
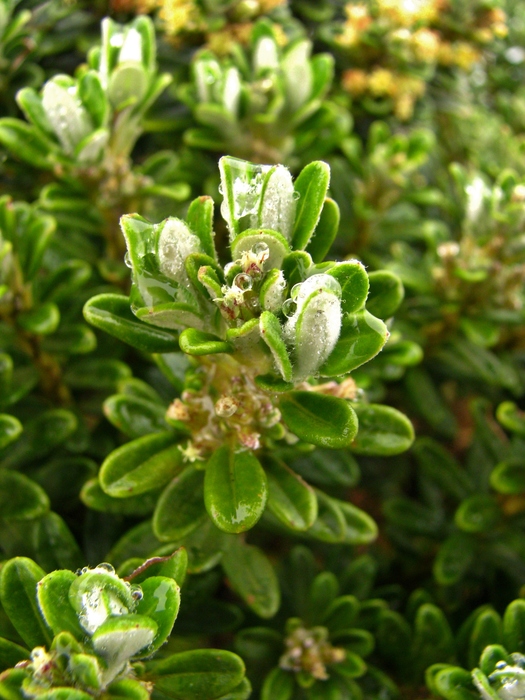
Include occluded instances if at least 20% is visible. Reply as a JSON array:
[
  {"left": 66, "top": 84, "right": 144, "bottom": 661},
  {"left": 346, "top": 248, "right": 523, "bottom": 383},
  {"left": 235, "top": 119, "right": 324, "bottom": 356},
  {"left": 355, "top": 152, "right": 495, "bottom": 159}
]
[
  {"left": 350, "top": 404, "right": 414, "bottom": 456},
  {"left": 328, "top": 261, "right": 369, "bottom": 315},
  {"left": 40, "top": 260, "right": 91, "bottom": 304},
  {"left": 146, "top": 649, "right": 245, "bottom": 700},
  {"left": 0, "top": 637, "right": 29, "bottom": 672},
  {"left": 16, "top": 303, "right": 60, "bottom": 336},
  {"left": 0, "top": 558, "right": 51, "bottom": 648},
  {"left": 0, "top": 469, "right": 49, "bottom": 521},
  {"left": 320, "top": 310, "right": 388, "bottom": 377},
  {"left": 64, "top": 359, "right": 131, "bottom": 390},
  {"left": 490, "top": 460, "right": 525, "bottom": 494},
  {"left": 365, "top": 271, "right": 404, "bottom": 319},
  {"left": 179, "top": 329, "right": 232, "bottom": 356},
  {"left": 106, "top": 678, "right": 150, "bottom": 699},
  {"left": 503, "top": 599, "right": 525, "bottom": 654},
  {"left": 222, "top": 540, "right": 280, "bottom": 618},
  {"left": 307, "top": 490, "right": 346, "bottom": 543},
  {"left": 279, "top": 392, "right": 358, "bottom": 448},
  {"left": 234, "top": 627, "right": 282, "bottom": 663},
  {"left": 37, "top": 570, "right": 85, "bottom": 640},
  {"left": 34, "top": 513, "right": 84, "bottom": 571},
  {"left": 413, "top": 438, "right": 473, "bottom": 501},
  {"left": 91, "top": 614, "right": 157, "bottom": 669},
  {"left": 467, "top": 608, "right": 502, "bottom": 670},
  {"left": 259, "top": 311, "right": 293, "bottom": 382},
  {"left": 291, "top": 449, "right": 359, "bottom": 488},
  {"left": 0, "top": 410, "right": 77, "bottom": 470},
  {"left": 264, "top": 456, "right": 317, "bottom": 531},
  {"left": 336, "top": 499, "right": 378, "bottom": 545},
  {"left": 81, "top": 479, "right": 159, "bottom": 516},
  {"left": 100, "top": 432, "right": 183, "bottom": 498},
  {"left": 135, "top": 577, "right": 180, "bottom": 654},
  {"left": 84, "top": 294, "right": 178, "bottom": 353},
  {"left": 427, "top": 666, "right": 478, "bottom": 700},
  {"left": 412, "top": 604, "right": 454, "bottom": 677},
  {"left": 497, "top": 401, "right": 525, "bottom": 437},
  {"left": 291, "top": 161, "right": 331, "bottom": 250},
  {"left": 261, "top": 668, "right": 294, "bottom": 700},
  {"left": 0, "top": 118, "right": 53, "bottom": 169},
  {"left": 103, "top": 394, "right": 168, "bottom": 439},
  {"left": 306, "top": 198, "right": 340, "bottom": 263},
  {"left": 0, "top": 415, "right": 22, "bottom": 451},
  {"left": 153, "top": 466, "right": 207, "bottom": 541},
  {"left": 187, "top": 196, "right": 217, "bottom": 259},
  {"left": 433, "top": 533, "right": 476, "bottom": 586},
  {"left": 333, "top": 650, "right": 367, "bottom": 679},
  {"left": 204, "top": 446, "right": 268, "bottom": 534},
  {"left": 0, "top": 667, "right": 27, "bottom": 699},
  {"left": 454, "top": 495, "right": 500, "bottom": 533}
]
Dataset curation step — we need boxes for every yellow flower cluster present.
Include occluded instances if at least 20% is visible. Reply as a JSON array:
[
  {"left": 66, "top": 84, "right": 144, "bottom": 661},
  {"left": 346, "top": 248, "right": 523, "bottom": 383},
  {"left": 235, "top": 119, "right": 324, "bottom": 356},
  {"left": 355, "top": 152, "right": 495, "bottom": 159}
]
[
  {"left": 337, "top": 1, "right": 508, "bottom": 119},
  {"left": 111, "top": 0, "right": 287, "bottom": 45},
  {"left": 375, "top": 0, "right": 442, "bottom": 26},
  {"left": 343, "top": 67, "right": 425, "bottom": 120}
]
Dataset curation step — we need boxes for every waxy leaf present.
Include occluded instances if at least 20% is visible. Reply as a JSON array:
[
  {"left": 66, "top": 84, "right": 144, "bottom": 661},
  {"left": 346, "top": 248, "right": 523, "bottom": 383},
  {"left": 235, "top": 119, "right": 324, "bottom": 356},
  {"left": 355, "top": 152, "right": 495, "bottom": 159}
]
[
  {"left": 0, "top": 558, "right": 51, "bottom": 648},
  {"left": 328, "top": 261, "right": 369, "bottom": 315},
  {"left": 103, "top": 394, "right": 168, "bottom": 439},
  {"left": 135, "top": 577, "right": 180, "bottom": 654},
  {"left": 179, "top": 329, "right": 233, "bottom": 356},
  {"left": 84, "top": 294, "right": 178, "bottom": 353},
  {"left": 279, "top": 392, "right": 358, "bottom": 448},
  {"left": 0, "top": 469, "right": 49, "bottom": 521},
  {"left": 306, "top": 197, "right": 340, "bottom": 263},
  {"left": 320, "top": 310, "right": 388, "bottom": 377},
  {"left": 37, "top": 570, "right": 85, "bottom": 640},
  {"left": 454, "top": 495, "right": 500, "bottom": 533},
  {"left": 503, "top": 599, "right": 525, "bottom": 653},
  {"left": 292, "top": 161, "right": 330, "bottom": 250},
  {"left": 186, "top": 196, "right": 216, "bottom": 259},
  {"left": 0, "top": 638, "right": 29, "bottom": 671},
  {"left": 204, "top": 447, "right": 268, "bottom": 533},
  {"left": 366, "top": 271, "right": 404, "bottom": 319},
  {"left": 350, "top": 404, "right": 414, "bottom": 456},
  {"left": 17, "top": 303, "right": 60, "bottom": 335},
  {"left": 259, "top": 311, "right": 293, "bottom": 382},
  {"left": 153, "top": 466, "right": 207, "bottom": 541},
  {"left": 264, "top": 456, "right": 317, "bottom": 531},
  {"left": 222, "top": 540, "right": 280, "bottom": 618},
  {"left": 0, "top": 415, "right": 22, "bottom": 451},
  {"left": 100, "top": 432, "right": 183, "bottom": 497},
  {"left": 146, "top": 649, "right": 245, "bottom": 699},
  {"left": 261, "top": 668, "right": 294, "bottom": 700}
]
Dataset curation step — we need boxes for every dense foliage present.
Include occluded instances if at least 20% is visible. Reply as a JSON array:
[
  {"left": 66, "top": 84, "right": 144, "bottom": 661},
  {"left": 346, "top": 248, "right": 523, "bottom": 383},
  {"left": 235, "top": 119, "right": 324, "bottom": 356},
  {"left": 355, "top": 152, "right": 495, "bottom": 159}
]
[{"left": 1, "top": 0, "right": 525, "bottom": 698}]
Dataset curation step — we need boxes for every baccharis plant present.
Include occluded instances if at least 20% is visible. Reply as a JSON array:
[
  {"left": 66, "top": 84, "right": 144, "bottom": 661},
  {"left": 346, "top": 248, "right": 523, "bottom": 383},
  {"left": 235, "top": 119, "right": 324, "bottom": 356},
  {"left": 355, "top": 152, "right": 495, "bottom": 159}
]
[
  {"left": 0, "top": 15, "right": 188, "bottom": 261},
  {"left": 0, "top": 552, "right": 249, "bottom": 699},
  {"left": 84, "top": 154, "right": 414, "bottom": 548},
  {"left": 179, "top": 20, "right": 350, "bottom": 165}
]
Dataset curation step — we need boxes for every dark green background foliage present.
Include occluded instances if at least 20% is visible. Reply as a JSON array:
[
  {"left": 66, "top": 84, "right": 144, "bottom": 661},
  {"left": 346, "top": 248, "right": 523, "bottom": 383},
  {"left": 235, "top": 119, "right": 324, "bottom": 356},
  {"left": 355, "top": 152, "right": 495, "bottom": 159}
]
[{"left": 1, "top": 0, "right": 525, "bottom": 698}]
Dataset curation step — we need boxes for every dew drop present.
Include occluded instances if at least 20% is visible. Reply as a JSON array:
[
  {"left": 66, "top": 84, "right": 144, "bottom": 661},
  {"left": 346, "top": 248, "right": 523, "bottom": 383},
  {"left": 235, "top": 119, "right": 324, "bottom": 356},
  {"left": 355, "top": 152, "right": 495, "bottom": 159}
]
[
  {"left": 292, "top": 190, "right": 301, "bottom": 200},
  {"left": 124, "top": 252, "right": 132, "bottom": 268},
  {"left": 253, "top": 242, "right": 270, "bottom": 256},
  {"left": 131, "top": 585, "right": 144, "bottom": 601},
  {"left": 96, "top": 562, "right": 115, "bottom": 573},
  {"left": 290, "top": 283, "right": 302, "bottom": 300},
  {"left": 496, "top": 661, "right": 507, "bottom": 669},
  {"left": 282, "top": 298, "right": 297, "bottom": 317},
  {"left": 234, "top": 273, "right": 253, "bottom": 291}
]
